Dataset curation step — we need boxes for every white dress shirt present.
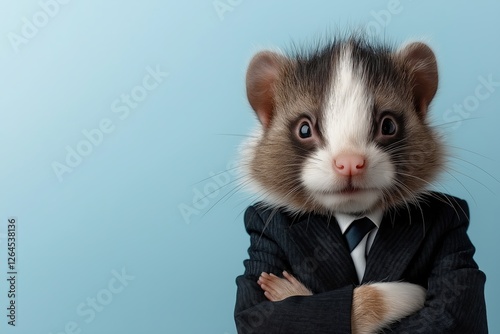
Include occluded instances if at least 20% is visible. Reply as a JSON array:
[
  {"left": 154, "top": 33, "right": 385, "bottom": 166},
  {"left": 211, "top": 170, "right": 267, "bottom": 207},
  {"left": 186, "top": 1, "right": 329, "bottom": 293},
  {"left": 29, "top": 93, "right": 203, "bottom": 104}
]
[{"left": 334, "top": 209, "right": 384, "bottom": 282}]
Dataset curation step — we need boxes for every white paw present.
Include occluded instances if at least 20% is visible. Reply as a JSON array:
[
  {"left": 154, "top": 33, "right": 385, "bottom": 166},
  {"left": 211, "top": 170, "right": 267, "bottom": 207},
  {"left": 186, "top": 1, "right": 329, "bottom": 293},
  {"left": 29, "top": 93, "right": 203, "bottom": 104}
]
[{"left": 371, "top": 281, "right": 426, "bottom": 325}]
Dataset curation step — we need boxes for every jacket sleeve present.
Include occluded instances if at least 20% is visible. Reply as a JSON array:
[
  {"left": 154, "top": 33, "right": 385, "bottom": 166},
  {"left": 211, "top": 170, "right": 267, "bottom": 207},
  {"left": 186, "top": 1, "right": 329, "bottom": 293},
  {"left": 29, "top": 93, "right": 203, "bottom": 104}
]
[
  {"left": 234, "top": 206, "right": 353, "bottom": 334},
  {"left": 386, "top": 199, "right": 488, "bottom": 333}
]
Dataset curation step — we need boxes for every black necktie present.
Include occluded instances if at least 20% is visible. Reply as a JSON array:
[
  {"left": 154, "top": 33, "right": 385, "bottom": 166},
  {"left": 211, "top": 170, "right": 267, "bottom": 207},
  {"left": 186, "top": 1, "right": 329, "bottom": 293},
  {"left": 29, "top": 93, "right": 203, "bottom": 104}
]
[{"left": 344, "top": 217, "right": 376, "bottom": 253}]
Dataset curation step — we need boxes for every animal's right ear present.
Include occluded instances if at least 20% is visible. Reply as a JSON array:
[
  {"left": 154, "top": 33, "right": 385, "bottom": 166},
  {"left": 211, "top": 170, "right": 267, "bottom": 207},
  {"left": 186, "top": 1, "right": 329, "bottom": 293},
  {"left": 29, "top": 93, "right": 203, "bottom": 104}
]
[{"left": 246, "top": 51, "right": 286, "bottom": 128}]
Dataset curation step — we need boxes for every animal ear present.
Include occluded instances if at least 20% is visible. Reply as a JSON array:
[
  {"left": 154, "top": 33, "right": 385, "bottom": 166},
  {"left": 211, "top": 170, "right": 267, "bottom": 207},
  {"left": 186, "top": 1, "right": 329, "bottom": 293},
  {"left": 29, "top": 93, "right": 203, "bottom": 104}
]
[
  {"left": 397, "top": 42, "right": 438, "bottom": 117},
  {"left": 246, "top": 51, "right": 287, "bottom": 128}
]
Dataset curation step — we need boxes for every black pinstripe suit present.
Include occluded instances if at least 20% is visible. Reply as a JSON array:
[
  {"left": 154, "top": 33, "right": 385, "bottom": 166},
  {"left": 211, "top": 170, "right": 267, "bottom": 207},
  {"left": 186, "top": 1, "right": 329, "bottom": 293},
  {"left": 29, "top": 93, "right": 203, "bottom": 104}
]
[{"left": 234, "top": 192, "right": 488, "bottom": 333}]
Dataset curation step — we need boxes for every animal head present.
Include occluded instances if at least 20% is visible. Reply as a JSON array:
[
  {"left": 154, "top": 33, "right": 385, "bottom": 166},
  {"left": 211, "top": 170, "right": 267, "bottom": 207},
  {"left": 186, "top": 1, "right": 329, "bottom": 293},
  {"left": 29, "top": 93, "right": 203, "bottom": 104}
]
[{"left": 240, "top": 36, "right": 443, "bottom": 215}]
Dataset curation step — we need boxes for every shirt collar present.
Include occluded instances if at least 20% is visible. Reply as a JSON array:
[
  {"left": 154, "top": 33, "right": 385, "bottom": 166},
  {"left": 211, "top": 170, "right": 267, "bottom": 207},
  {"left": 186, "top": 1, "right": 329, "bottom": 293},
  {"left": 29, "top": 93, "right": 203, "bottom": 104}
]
[{"left": 334, "top": 209, "right": 384, "bottom": 234}]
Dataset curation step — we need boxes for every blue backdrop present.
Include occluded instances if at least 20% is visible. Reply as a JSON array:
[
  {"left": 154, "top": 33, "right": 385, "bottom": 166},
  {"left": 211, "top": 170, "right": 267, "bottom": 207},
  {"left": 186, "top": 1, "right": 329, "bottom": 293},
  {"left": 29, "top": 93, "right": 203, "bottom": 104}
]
[{"left": 0, "top": 1, "right": 498, "bottom": 333}]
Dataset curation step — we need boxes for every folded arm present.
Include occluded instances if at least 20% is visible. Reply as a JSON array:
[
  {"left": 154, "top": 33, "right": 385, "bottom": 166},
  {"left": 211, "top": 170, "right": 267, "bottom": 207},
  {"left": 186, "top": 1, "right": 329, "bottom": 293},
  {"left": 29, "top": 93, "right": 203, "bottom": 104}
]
[
  {"left": 234, "top": 206, "right": 354, "bottom": 334},
  {"left": 386, "top": 200, "right": 487, "bottom": 333}
]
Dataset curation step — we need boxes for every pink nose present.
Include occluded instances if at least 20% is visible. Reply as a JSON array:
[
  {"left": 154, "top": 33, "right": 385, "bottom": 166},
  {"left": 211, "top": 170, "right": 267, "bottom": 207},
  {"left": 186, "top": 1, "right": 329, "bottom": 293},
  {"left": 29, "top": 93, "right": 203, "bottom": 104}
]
[{"left": 333, "top": 154, "right": 366, "bottom": 176}]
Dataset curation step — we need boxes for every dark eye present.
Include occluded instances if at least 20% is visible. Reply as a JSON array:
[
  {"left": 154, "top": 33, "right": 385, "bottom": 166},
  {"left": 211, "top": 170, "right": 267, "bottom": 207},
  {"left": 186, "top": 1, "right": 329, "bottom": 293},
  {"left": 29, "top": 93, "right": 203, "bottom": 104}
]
[
  {"left": 381, "top": 117, "right": 397, "bottom": 136},
  {"left": 299, "top": 121, "right": 312, "bottom": 138}
]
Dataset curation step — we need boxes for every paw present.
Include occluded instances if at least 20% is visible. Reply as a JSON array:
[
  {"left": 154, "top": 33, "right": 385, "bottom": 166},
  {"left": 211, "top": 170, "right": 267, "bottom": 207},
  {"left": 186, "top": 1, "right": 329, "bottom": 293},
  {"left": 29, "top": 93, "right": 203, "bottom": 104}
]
[
  {"left": 370, "top": 282, "right": 426, "bottom": 323},
  {"left": 352, "top": 282, "right": 426, "bottom": 334},
  {"left": 257, "top": 271, "right": 312, "bottom": 301}
]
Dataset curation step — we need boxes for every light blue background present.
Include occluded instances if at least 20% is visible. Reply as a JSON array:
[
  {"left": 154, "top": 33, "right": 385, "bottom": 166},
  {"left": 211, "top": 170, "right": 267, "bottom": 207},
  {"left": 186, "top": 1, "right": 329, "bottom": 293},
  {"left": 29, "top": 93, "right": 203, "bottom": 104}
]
[{"left": 0, "top": 0, "right": 499, "bottom": 333}]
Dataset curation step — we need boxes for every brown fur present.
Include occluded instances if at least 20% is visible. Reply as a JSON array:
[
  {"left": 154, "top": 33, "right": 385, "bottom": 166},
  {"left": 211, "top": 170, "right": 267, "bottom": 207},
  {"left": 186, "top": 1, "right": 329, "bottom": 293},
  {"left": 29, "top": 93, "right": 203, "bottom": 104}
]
[
  {"left": 352, "top": 285, "right": 388, "bottom": 334},
  {"left": 243, "top": 37, "right": 443, "bottom": 215}
]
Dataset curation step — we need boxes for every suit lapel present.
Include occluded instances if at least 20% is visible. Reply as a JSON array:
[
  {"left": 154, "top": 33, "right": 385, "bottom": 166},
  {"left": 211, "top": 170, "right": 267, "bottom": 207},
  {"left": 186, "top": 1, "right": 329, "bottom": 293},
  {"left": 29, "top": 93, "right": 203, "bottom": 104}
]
[
  {"left": 283, "top": 203, "right": 428, "bottom": 289},
  {"left": 363, "top": 207, "right": 426, "bottom": 283},
  {"left": 286, "top": 214, "right": 359, "bottom": 291}
]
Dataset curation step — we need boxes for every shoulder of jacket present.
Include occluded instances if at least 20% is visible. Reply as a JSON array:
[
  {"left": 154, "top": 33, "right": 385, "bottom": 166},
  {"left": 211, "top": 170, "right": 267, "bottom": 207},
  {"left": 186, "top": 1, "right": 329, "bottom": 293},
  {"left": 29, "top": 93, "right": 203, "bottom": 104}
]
[{"left": 416, "top": 191, "right": 470, "bottom": 228}]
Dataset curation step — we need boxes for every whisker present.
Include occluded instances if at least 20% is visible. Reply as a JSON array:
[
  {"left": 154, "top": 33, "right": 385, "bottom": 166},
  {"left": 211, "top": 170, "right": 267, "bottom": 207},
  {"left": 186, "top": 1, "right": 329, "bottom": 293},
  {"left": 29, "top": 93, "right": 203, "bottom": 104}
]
[
  {"left": 441, "top": 170, "right": 478, "bottom": 207},
  {"left": 191, "top": 166, "right": 241, "bottom": 186},
  {"left": 215, "top": 133, "right": 259, "bottom": 138},
  {"left": 443, "top": 144, "right": 495, "bottom": 161},
  {"left": 432, "top": 116, "right": 483, "bottom": 128},
  {"left": 446, "top": 166, "right": 496, "bottom": 194},
  {"left": 446, "top": 157, "right": 500, "bottom": 184}
]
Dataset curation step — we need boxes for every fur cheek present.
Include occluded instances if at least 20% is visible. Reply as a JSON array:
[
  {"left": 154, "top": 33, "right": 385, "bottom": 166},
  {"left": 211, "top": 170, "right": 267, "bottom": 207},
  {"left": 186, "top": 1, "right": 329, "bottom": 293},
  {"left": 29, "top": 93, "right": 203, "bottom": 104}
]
[
  {"left": 360, "top": 148, "right": 395, "bottom": 189},
  {"left": 237, "top": 128, "right": 262, "bottom": 193},
  {"left": 238, "top": 129, "right": 287, "bottom": 209},
  {"left": 301, "top": 150, "right": 342, "bottom": 192}
]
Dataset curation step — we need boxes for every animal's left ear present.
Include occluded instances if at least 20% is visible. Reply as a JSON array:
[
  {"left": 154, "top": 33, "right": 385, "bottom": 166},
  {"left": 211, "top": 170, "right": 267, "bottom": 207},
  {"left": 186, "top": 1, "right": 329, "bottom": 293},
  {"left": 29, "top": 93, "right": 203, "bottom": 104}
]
[{"left": 397, "top": 42, "right": 438, "bottom": 117}]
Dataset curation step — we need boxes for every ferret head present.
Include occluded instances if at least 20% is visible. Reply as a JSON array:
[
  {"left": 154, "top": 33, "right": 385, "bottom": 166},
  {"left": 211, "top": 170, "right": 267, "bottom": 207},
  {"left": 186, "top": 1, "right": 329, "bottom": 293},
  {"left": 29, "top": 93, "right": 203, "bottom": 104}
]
[{"left": 241, "top": 36, "right": 443, "bottom": 215}]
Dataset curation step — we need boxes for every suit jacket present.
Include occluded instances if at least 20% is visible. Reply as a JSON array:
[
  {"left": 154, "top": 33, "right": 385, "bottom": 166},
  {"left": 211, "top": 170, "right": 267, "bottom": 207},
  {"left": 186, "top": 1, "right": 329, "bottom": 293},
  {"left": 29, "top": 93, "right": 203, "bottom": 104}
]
[{"left": 234, "top": 192, "right": 488, "bottom": 333}]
